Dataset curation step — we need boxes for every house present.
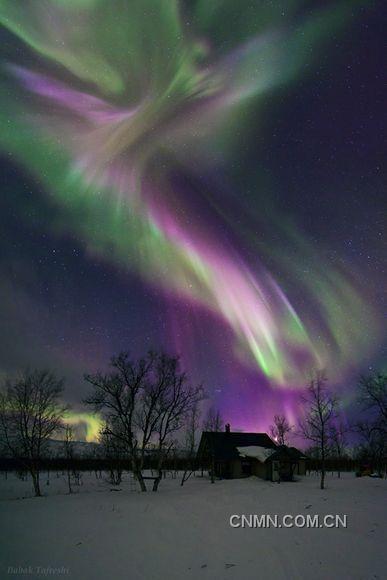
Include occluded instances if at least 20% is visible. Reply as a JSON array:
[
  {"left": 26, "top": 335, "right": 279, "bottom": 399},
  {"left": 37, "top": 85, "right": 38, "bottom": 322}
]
[{"left": 197, "top": 424, "right": 307, "bottom": 481}]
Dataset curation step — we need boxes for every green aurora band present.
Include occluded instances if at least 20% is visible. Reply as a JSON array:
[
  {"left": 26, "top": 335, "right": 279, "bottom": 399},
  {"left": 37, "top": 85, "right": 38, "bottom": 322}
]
[{"left": 0, "top": 0, "right": 381, "bottom": 419}]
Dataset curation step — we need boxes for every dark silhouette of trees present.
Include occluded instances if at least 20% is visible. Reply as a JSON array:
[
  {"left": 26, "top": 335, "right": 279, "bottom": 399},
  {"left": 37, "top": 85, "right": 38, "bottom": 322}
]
[
  {"left": 202, "top": 406, "right": 224, "bottom": 483},
  {"left": 63, "top": 424, "right": 75, "bottom": 494},
  {"left": 270, "top": 414, "right": 293, "bottom": 446},
  {"left": 139, "top": 353, "right": 204, "bottom": 492},
  {"left": 84, "top": 352, "right": 152, "bottom": 492},
  {"left": 99, "top": 421, "right": 126, "bottom": 486},
  {"left": 84, "top": 351, "right": 203, "bottom": 492},
  {"left": 203, "top": 406, "right": 223, "bottom": 432},
  {"left": 358, "top": 373, "right": 387, "bottom": 432},
  {"left": 181, "top": 402, "right": 200, "bottom": 486},
  {"left": 355, "top": 421, "right": 385, "bottom": 476},
  {"left": 0, "top": 369, "right": 66, "bottom": 496},
  {"left": 299, "top": 371, "right": 337, "bottom": 489},
  {"left": 355, "top": 372, "right": 386, "bottom": 476},
  {"left": 329, "top": 423, "right": 348, "bottom": 478}
]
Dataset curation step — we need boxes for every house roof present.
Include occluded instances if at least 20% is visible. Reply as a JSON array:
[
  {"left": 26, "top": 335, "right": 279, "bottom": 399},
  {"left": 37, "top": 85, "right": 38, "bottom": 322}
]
[
  {"left": 197, "top": 431, "right": 277, "bottom": 461},
  {"left": 268, "top": 445, "right": 307, "bottom": 462},
  {"left": 237, "top": 445, "right": 277, "bottom": 463}
]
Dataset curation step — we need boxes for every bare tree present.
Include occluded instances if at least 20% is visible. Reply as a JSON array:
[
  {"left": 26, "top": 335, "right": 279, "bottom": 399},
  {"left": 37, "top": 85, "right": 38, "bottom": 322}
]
[
  {"left": 203, "top": 406, "right": 223, "bottom": 432},
  {"left": 270, "top": 414, "right": 292, "bottom": 446},
  {"left": 84, "top": 352, "right": 153, "bottom": 492},
  {"left": 358, "top": 372, "right": 386, "bottom": 433},
  {"left": 63, "top": 424, "right": 75, "bottom": 494},
  {"left": 329, "top": 422, "right": 347, "bottom": 478},
  {"left": 0, "top": 369, "right": 66, "bottom": 497},
  {"left": 181, "top": 402, "right": 200, "bottom": 486},
  {"left": 202, "top": 406, "right": 224, "bottom": 484},
  {"left": 355, "top": 421, "right": 386, "bottom": 476},
  {"left": 139, "top": 354, "right": 203, "bottom": 492},
  {"left": 85, "top": 351, "right": 203, "bottom": 492},
  {"left": 299, "top": 371, "right": 337, "bottom": 489},
  {"left": 356, "top": 372, "right": 386, "bottom": 476},
  {"left": 99, "top": 419, "right": 127, "bottom": 486}
]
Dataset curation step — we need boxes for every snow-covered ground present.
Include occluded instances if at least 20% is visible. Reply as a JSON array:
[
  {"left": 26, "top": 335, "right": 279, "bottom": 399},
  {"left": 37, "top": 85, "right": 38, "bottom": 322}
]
[{"left": 0, "top": 471, "right": 385, "bottom": 579}]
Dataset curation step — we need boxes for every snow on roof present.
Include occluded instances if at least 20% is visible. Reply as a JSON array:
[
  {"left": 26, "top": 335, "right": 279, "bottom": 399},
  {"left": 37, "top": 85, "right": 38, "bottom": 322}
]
[{"left": 237, "top": 445, "right": 277, "bottom": 463}]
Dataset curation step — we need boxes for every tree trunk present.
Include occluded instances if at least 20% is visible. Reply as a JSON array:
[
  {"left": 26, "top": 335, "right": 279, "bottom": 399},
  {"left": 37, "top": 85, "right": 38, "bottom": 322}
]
[
  {"left": 134, "top": 468, "right": 147, "bottom": 492},
  {"left": 31, "top": 469, "right": 42, "bottom": 497},
  {"left": 152, "top": 452, "right": 166, "bottom": 492},
  {"left": 67, "top": 468, "right": 72, "bottom": 494},
  {"left": 181, "top": 470, "right": 193, "bottom": 486},
  {"left": 130, "top": 451, "right": 147, "bottom": 491},
  {"left": 152, "top": 470, "right": 162, "bottom": 492},
  {"left": 181, "top": 455, "right": 194, "bottom": 486},
  {"left": 320, "top": 451, "right": 325, "bottom": 490}
]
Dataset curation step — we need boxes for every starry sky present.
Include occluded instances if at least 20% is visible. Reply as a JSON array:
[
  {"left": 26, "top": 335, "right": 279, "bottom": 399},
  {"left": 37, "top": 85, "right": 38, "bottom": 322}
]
[{"left": 0, "top": 1, "right": 385, "bottom": 440}]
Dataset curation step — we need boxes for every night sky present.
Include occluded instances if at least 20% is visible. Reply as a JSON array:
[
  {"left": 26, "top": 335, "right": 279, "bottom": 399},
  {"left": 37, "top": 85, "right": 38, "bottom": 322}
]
[{"left": 0, "top": 1, "right": 385, "bottom": 440}]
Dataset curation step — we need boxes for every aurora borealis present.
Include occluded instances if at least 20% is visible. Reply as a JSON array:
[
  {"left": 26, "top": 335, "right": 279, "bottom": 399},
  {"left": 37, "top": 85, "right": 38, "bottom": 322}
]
[{"left": 0, "top": 1, "right": 385, "bottom": 440}]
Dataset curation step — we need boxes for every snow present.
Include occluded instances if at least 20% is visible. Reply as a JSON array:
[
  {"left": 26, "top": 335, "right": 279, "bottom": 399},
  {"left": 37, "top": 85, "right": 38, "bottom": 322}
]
[
  {"left": 237, "top": 445, "right": 276, "bottom": 462},
  {"left": 0, "top": 471, "right": 386, "bottom": 579}
]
